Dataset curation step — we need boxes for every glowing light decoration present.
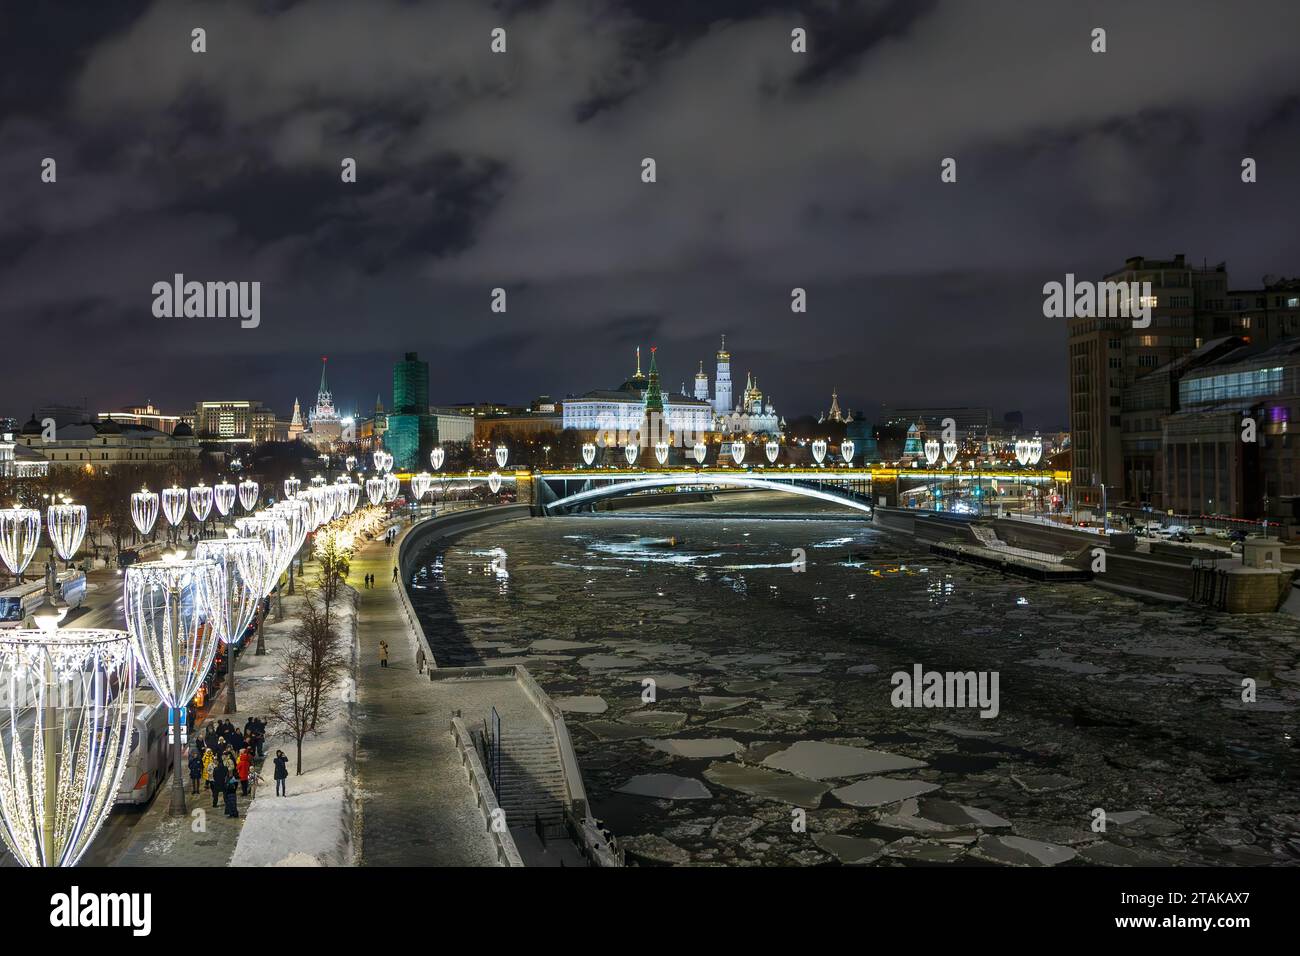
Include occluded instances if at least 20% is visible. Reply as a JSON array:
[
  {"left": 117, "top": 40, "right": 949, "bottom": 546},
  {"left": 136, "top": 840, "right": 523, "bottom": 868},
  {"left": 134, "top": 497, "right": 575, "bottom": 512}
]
[
  {"left": 310, "top": 489, "right": 332, "bottom": 529},
  {"left": 924, "top": 439, "right": 941, "bottom": 466},
  {"left": 410, "top": 473, "right": 433, "bottom": 501},
  {"left": 840, "top": 440, "right": 855, "bottom": 465},
  {"left": 494, "top": 446, "right": 509, "bottom": 469},
  {"left": 654, "top": 443, "right": 669, "bottom": 465},
  {"left": 581, "top": 443, "right": 596, "bottom": 466},
  {"left": 194, "top": 537, "right": 267, "bottom": 647},
  {"left": 692, "top": 442, "right": 707, "bottom": 465},
  {"left": 124, "top": 560, "right": 223, "bottom": 705},
  {"left": 344, "top": 482, "right": 360, "bottom": 513},
  {"left": 194, "top": 536, "right": 268, "bottom": 713},
  {"left": 332, "top": 485, "right": 347, "bottom": 519},
  {"left": 310, "top": 475, "right": 326, "bottom": 489},
  {"left": 237, "top": 480, "right": 259, "bottom": 512},
  {"left": 487, "top": 472, "right": 502, "bottom": 494},
  {"left": 161, "top": 486, "right": 187, "bottom": 527},
  {"left": 730, "top": 441, "right": 745, "bottom": 465},
  {"left": 764, "top": 441, "right": 779, "bottom": 464},
  {"left": 365, "top": 478, "right": 385, "bottom": 506},
  {"left": 942, "top": 441, "right": 958, "bottom": 465},
  {"left": 233, "top": 515, "right": 292, "bottom": 590},
  {"left": 0, "top": 628, "right": 135, "bottom": 867},
  {"left": 271, "top": 500, "right": 310, "bottom": 561},
  {"left": 45, "top": 504, "right": 87, "bottom": 562},
  {"left": 624, "top": 443, "right": 639, "bottom": 466},
  {"left": 345, "top": 456, "right": 357, "bottom": 472},
  {"left": 373, "top": 450, "right": 393, "bottom": 474},
  {"left": 213, "top": 481, "right": 236, "bottom": 517},
  {"left": 130, "top": 490, "right": 159, "bottom": 535},
  {"left": 189, "top": 483, "right": 213, "bottom": 522},
  {"left": 811, "top": 440, "right": 827, "bottom": 465},
  {"left": 384, "top": 473, "right": 399, "bottom": 502},
  {"left": 1028, "top": 436, "right": 1044, "bottom": 466},
  {"left": 284, "top": 477, "right": 301, "bottom": 499},
  {"left": 0, "top": 509, "right": 41, "bottom": 580},
  {"left": 430, "top": 447, "right": 445, "bottom": 471}
]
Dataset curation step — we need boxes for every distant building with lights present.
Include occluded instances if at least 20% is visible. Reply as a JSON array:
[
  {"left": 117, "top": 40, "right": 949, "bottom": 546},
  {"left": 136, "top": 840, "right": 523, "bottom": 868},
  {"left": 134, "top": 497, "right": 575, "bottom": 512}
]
[
  {"left": 682, "top": 336, "right": 784, "bottom": 436},
  {"left": 0, "top": 431, "right": 48, "bottom": 478},
  {"left": 187, "top": 400, "right": 279, "bottom": 444},
  {"left": 98, "top": 402, "right": 181, "bottom": 434},
  {"left": 307, "top": 356, "right": 343, "bottom": 447},
  {"left": 386, "top": 352, "right": 438, "bottom": 471},
  {"left": 562, "top": 347, "right": 713, "bottom": 438},
  {"left": 15, "top": 417, "right": 199, "bottom": 469},
  {"left": 428, "top": 407, "right": 475, "bottom": 445}
]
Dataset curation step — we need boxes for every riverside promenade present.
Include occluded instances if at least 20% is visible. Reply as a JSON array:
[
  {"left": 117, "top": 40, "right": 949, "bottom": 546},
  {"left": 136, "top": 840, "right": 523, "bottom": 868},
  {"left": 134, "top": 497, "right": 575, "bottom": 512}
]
[
  {"left": 352, "top": 504, "right": 597, "bottom": 867},
  {"left": 350, "top": 527, "right": 503, "bottom": 866}
]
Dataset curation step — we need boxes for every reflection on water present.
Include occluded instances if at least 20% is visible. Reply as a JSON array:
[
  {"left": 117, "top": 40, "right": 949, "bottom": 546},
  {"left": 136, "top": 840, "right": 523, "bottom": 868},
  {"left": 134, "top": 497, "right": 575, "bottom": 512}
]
[{"left": 407, "top": 499, "right": 1300, "bottom": 867}]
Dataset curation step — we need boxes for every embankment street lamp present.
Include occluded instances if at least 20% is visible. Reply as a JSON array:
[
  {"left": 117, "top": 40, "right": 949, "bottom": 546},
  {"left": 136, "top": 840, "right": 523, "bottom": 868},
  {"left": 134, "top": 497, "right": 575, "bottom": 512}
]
[
  {"left": 195, "top": 536, "right": 269, "bottom": 715},
  {"left": 0, "top": 625, "right": 135, "bottom": 866},
  {"left": 123, "top": 556, "right": 223, "bottom": 815},
  {"left": 0, "top": 507, "right": 41, "bottom": 585}
]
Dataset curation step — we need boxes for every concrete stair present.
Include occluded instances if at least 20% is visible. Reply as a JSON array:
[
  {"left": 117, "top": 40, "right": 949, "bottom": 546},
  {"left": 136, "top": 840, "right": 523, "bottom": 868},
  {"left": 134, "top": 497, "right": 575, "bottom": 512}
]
[{"left": 495, "top": 729, "right": 568, "bottom": 829}]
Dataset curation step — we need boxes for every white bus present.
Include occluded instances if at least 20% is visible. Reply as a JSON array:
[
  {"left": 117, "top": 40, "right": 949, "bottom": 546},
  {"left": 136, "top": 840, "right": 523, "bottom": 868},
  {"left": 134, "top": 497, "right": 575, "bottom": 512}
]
[
  {"left": 0, "top": 571, "right": 87, "bottom": 628},
  {"left": 116, "top": 689, "right": 174, "bottom": 807}
]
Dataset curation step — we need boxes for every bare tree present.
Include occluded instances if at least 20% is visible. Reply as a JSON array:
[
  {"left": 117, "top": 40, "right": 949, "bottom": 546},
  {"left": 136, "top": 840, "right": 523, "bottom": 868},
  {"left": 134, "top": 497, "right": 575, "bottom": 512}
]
[
  {"left": 269, "top": 646, "right": 315, "bottom": 776},
  {"left": 291, "top": 590, "right": 348, "bottom": 731}
]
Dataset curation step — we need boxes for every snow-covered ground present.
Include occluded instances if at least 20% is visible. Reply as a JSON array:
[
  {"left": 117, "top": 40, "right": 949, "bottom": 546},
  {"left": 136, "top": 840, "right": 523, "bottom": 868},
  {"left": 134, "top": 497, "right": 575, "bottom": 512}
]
[{"left": 228, "top": 582, "right": 358, "bottom": 867}]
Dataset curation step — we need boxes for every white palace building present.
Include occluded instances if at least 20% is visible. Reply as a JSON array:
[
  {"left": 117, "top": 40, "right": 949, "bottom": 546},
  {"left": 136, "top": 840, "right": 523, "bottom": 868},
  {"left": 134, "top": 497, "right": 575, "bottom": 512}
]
[
  {"left": 562, "top": 338, "right": 784, "bottom": 439},
  {"left": 562, "top": 348, "right": 714, "bottom": 437}
]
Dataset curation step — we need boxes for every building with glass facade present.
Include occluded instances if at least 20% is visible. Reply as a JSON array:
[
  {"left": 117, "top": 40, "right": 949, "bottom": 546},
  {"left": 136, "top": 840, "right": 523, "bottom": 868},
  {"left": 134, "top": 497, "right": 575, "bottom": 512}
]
[{"left": 388, "top": 352, "right": 436, "bottom": 471}]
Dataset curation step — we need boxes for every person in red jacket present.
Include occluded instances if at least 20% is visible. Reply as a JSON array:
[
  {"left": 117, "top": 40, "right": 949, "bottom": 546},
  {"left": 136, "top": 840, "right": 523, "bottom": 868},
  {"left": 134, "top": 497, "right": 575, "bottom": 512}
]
[{"left": 237, "top": 749, "right": 252, "bottom": 796}]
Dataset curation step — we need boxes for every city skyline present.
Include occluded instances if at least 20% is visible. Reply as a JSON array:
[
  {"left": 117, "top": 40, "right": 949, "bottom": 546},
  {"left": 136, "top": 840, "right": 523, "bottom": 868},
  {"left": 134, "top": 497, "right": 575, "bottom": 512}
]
[{"left": 3, "top": 3, "right": 1299, "bottom": 426}]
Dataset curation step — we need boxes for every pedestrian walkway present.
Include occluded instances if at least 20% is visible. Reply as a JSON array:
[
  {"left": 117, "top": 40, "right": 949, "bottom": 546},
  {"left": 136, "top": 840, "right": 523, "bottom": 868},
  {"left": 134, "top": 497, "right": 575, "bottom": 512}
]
[
  {"left": 351, "top": 533, "right": 503, "bottom": 866},
  {"left": 80, "top": 769, "right": 257, "bottom": 866}
]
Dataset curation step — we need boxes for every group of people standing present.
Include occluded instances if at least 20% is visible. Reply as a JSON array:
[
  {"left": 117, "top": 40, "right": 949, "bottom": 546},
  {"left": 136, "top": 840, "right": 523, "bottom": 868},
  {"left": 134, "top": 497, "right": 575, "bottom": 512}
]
[{"left": 187, "top": 717, "right": 275, "bottom": 818}]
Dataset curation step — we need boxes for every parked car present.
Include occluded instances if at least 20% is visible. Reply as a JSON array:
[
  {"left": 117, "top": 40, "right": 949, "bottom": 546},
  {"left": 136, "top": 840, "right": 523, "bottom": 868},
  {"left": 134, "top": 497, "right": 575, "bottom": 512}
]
[
  {"left": 1227, "top": 530, "right": 1247, "bottom": 543},
  {"left": 1188, "top": 525, "right": 1206, "bottom": 536},
  {"left": 1168, "top": 531, "right": 1192, "bottom": 543},
  {"left": 1214, "top": 529, "right": 1231, "bottom": 540}
]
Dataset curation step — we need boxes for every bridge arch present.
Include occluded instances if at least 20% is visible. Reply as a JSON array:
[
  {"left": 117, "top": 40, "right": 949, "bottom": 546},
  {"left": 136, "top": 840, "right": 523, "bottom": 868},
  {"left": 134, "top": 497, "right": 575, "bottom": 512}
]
[{"left": 542, "top": 472, "right": 873, "bottom": 515}]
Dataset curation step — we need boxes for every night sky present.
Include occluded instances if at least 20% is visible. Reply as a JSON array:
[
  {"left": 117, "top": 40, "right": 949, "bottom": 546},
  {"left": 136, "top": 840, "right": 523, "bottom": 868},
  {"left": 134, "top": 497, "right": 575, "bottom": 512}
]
[{"left": 3, "top": 0, "right": 1299, "bottom": 430}]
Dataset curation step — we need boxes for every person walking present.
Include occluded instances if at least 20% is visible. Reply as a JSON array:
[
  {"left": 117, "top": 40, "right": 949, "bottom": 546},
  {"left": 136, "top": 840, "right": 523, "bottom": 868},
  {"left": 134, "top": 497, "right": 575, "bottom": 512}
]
[
  {"left": 273, "top": 750, "right": 289, "bottom": 796},
  {"left": 392, "top": 565, "right": 398, "bottom": 582},
  {"left": 378, "top": 641, "right": 389, "bottom": 668},
  {"left": 237, "top": 749, "right": 251, "bottom": 796},
  {"left": 188, "top": 749, "right": 203, "bottom": 794},
  {"left": 415, "top": 644, "right": 426, "bottom": 675}
]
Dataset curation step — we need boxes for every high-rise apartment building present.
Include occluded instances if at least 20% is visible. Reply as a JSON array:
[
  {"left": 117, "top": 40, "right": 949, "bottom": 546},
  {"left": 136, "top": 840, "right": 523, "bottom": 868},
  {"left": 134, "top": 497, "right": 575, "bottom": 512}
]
[{"left": 1068, "top": 254, "right": 1229, "bottom": 509}]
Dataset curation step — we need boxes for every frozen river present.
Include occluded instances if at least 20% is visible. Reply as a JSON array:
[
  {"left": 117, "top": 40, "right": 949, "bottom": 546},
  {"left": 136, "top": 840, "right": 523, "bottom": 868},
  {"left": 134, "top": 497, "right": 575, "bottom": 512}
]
[{"left": 407, "top": 494, "right": 1300, "bottom": 866}]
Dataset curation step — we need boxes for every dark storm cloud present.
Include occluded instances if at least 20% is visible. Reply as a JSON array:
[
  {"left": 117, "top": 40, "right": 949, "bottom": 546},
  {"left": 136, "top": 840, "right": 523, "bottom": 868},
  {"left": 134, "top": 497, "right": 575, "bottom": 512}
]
[{"left": 2, "top": 0, "right": 1299, "bottom": 429}]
